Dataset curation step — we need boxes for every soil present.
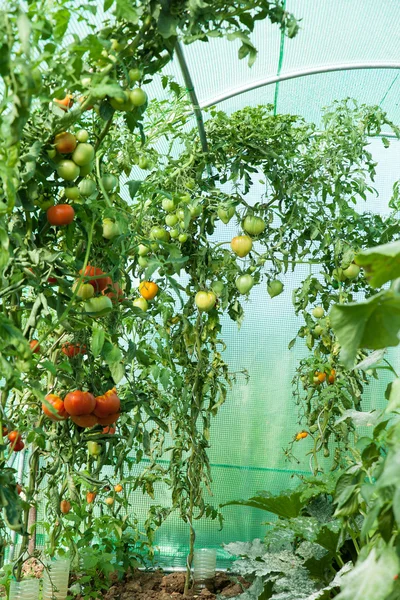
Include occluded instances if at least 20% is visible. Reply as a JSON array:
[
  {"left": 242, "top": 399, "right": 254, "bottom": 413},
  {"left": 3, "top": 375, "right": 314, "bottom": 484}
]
[
  {"left": 103, "top": 571, "right": 250, "bottom": 600},
  {"left": 14, "top": 559, "right": 250, "bottom": 600}
]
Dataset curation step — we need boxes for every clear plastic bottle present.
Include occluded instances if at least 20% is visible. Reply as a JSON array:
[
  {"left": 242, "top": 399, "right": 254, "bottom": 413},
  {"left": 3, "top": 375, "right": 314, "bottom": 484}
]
[
  {"left": 9, "top": 578, "right": 40, "bottom": 600},
  {"left": 192, "top": 548, "right": 217, "bottom": 595},
  {"left": 42, "top": 557, "right": 70, "bottom": 600}
]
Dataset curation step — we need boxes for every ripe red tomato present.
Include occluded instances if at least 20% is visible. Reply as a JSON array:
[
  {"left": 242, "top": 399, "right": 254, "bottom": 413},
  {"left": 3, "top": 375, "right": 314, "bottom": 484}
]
[
  {"left": 8, "top": 430, "right": 21, "bottom": 443},
  {"left": 54, "top": 132, "right": 77, "bottom": 154},
  {"left": 71, "top": 414, "right": 98, "bottom": 428},
  {"left": 79, "top": 265, "right": 111, "bottom": 293},
  {"left": 47, "top": 204, "right": 75, "bottom": 226},
  {"left": 97, "top": 413, "right": 120, "bottom": 426},
  {"left": 103, "top": 425, "right": 116, "bottom": 434},
  {"left": 102, "top": 282, "right": 124, "bottom": 303},
  {"left": 16, "top": 483, "right": 22, "bottom": 495},
  {"left": 42, "top": 394, "right": 68, "bottom": 421},
  {"left": 61, "top": 343, "right": 87, "bottom": 358},
  {"left": 94, "top": 389, "right": 120, "bottom": 418},
  {"left": 60, "top": 500, "right": 71, "bottom": 514},
  {"left": 29, "top": 340, "right": 40, "bottom": 354},
  {"left": 64, "top": 391, "right": 96, "bottom": 416}
]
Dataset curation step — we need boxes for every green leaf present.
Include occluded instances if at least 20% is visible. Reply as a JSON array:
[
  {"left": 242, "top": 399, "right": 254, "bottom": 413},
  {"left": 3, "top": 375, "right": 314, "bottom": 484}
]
[
  {"left": 126, "top": 180, "right": 142, "bottom": 198},
  {"left": 377, "top": 448, "right": 400, "bottom": 488},
  {"left": 330, "top": 291, "right": 400, "bottom": 367},
  {"left": 157, "top": 13, "right": 178, "bottom": 38},
  {"left": 336, "top": 547, "right": 399, "bottom": 600},
  {"left": 386, "top": 377, "right": 400, "bottom": 412},
  {"left": 223, "top": 488, "right": 304, "bottom": 519},
  {"left": 355, "top": 240, "right": 400, "bottom": 287},
  {"left": 115, "top": 0, "right": 139, "bottom": 23},
  {"left": 91, "top": 326, "right": 105, "bottom": 358}
]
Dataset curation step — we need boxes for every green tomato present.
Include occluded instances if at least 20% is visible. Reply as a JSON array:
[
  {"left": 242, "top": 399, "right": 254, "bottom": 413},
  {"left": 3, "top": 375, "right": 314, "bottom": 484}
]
[
  {"left": 267, "top": 279, "right": 284, "bottom": 298},
  {"left": 76, "top": 129, "right": 89, "bottom": 143},
  {"left": 186, "top": 179, "right": 195, "bottom": 190},
  {"left": 72, "top": 281, "right": 95, "bottom": 300},
  {"left": 189, "top": 204, "right": 202, "bottom": 219},
  {"left": 312, "top": 306, "right": 324, "bottom": 319},
  {"left": 314, "top": 325, "right": 324, "bottom": 336},
  {"left": 34, "top": 194, "right": 54, "bottom": 210},
  {"left": 243, "top": 215, "right": 266, "bottom": 236},
  {"left": 111, "top": 38, "right": 124, "bottom": 52},
  {"left": 110, "top": 92, "right": 132, "bottom": 111},
  {"left": 78, "top": 179, "right": 97, "bottom": 197},
  {"left": 332, "top": 267, "right": 346, "bottom": 282},
  {"left": 138, "top": 156, "right": 150, "bottom": 169},
  {"left": 138, "top": 256, "right": 149, "bottom": 268},
  {"left": 343, "top": 264, "right": 360, "bottom": 279},
  {"left": 84, "top": 296, "right": 113, "bottom": 315},
  {"left": 217, "top": 204, "right": 235, "bottom": 224},
  {"left": 102, "top": 218, "right": 121, "bottom": 239},
  {"left": 150, "top": 226, "right": 169, "bottom": 241},
  {"left": 129, "top": 88, "right": 147, "bottom": 107},
  {"left": 64, "top": 186, "right": 80, "bottom": 200},
  {"left": 133, "top": 297, "right": 148, "bottom": 311},
  {"left": 180, "top": 193, "right": 191, "bottom": 204},
  {"left": 179, "top": 233, "right": 188, "bottom": 243},
  {"left": 72, "top": 143, "right": 95, "bottom": 167},
  {"left": 165, "top": 214, "right": 178, "bottom": 227},
  {"left": 102, "top": 174, "right": 117, "bottom": 192},
  {"left": 138, "top": 244, "right": 150, "bottom": 256},
  {"left": 176, "top": 208, "right": 185, "bottom": 221},
  {"left": 47, "top": 149, "right": 57, "bottom": 159},
  {"left": 211, "top": 280, "right": 224, "bottom": 296},
  {"left": 87, "top": 441, "right": 101, "bottom": 456},
  {"left": 235, "top": 274, "right": 254, "bottom": 295},
  {"left": 195, "top": 291, "right": 216, "bottom": 312},
  {"left": 129, "top": 68, "right": 142, "bottom": 83},
  {"left": 170, "top": 229, "right": 179, "bottom": 239},
  {"left": 162, "top": 198, "right": 175, "bottom": 212},
  {"left": 57, "top": 160, "right": 80, "bottom": 181},
  {"left": 79, "top": 161, "right": 94, "bottom": 176}
]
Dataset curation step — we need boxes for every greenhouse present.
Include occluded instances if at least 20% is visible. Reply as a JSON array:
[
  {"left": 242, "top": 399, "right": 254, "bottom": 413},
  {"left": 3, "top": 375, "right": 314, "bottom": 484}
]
[{"left": 1, "top": 1, "right": 400, "bottom": 599}]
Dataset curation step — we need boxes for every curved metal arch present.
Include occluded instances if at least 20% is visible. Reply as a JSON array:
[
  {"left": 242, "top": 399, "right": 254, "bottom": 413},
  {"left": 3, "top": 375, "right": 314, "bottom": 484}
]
[{"left": 200, "top": 62, "right": 400, "bottom": 110}]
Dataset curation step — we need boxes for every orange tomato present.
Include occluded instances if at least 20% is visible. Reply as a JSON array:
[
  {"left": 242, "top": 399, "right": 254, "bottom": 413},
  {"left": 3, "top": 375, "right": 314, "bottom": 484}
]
[
  {"left": 42, "top": 394, "right": 68, "bottom": 421},
  {"left": 97, "top": 413, "right": 120, "bottom": 426},
  {"left": 114, "top": 484, "right": 123, "bottom": 493},
  {"left": 315, "top": 371, "right": 326, "bottom": 383},
  {"left": 8, "top": 431, "right": 21, "bottom": 445},
  {"left": 54, "top": 94, "right": 74, "bottom": 110},
  {"left": 64, "top": 391, "right": 96, "bottom": 416},
  {"left": 328, "top": 369, "right": 336, "bottom": 384},
  {"left": 16, "top": 483, "right": 22, "bottom": 495},
  {"left": 94, "top": 388, "right": 120, "bottom": 418},
  {"left": 60, "top": 500, "right": 71, "bottom": 514},
  {"left": 295, "top": 431, "right": 308, "bottom": 441},
  {"left": 139, "top": 281, "right": 159, "bottom": 300},
  {"left": 29, "top": 340, "right": 40, "bottom": 354},
  {"left": 86, "top": 491, "right": 96, "bottom": 504},
  {"left": 71, "top": 414, "right": 98, "bottom": 428}
]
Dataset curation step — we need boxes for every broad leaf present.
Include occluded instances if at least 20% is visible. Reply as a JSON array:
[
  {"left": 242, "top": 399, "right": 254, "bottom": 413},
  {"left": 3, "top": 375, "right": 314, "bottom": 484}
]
[
  {"left": 355, "top": 241, "right": 400, "bottom": 287},
  {"left": 386, "top": 377, "right": 400, "bottom": 412},
  {"left": 355, "top": 348, "right": 386, "bottom": 371},
  {"left": 223, "top": 488, "right": 305, "bottom": 518},
  {"left": 336, "top": 547, "right": 399, "bottom": 600},
  {"left": 330, "top": 291, "right": 400, "bottom": 367}
]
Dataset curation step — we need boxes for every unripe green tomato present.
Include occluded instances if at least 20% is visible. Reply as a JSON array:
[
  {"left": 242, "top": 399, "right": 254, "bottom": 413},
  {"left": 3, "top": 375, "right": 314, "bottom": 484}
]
[
  {"left": 84, "top": 296, "right": 113, "bottom": 315},
  {"left": 138, "top": 244, "right": 150, "bottom": 256},
  {"left": 111, "top": 38, "right": 124, "bottom": 52},
  {"left": 130, "top": 88, "right": 147, "bottom": 107},
  {"left": 87, "top": 441, "right": 101, "bottom": 456},
  {"left": 47, "top": 149, "right": 57, "bottom": 159},
  {"left": 249, "top": 265, "right": 256, "bottom": 273},
  {"left": 138, "top": 256, "right": 149, "bottom": 268},
  {"left": 332, "top": 267, "right": 346, "bottom": 282},
  {"left": 170, "top": 229, "right": 179, "bottom": 239},
  {"left": 267, "top": 280, "right": 284, "bottom": 298},
  {"left": 162, "top": 198, "right": 175, "bottom": 212},
  {"left": 78, "top": 179, "right": 97, "bottom": 197},
  {"left": 57, "top": 160, "right": 80, "bottom": 181},
  {"left": 102, "top": 219, "right": 121, "bottom": 239},
  {"left": 180, "top": 193, "right": 191, "bottom": 204},
  {"left": 73, "top": 281, "right": 95, "bottom": 299},
  {"left": 133, "top": 297, "right": 148, "bottom": 311},
  {"left": 186, "top": 179, "right": 195, "bottom": 190},
  {"left": 129, "top": 68, "right": 142, "bottom": 82},
  {"left": 235, "top": 274, "right": 254, "bottom": 295},
  {"left": 102, "top": 174, "right": 117, "bottom": 192},
  {"left": 72, "top": 143, "right": 95, "bottom": 167},
  {"left": 76, "top": 129, "right": 89, "bottom": 143},
  {"left": 165, "top": 214, "right": 178, "bottom": 227},
  {"left": 179, "top": 233, "right": 188, "bottom": 243},
  {"left": 312, "top": 306, "right": 324, "bottom": 319},
  {"left": 176, "top": 208, "right": 185, "bottom": 221},
  {"left": 150, "top": 226, "right": 169, "bottom": 241},
  {"left": 314, "top": 325, "right": 324, "bottom": 336},
  {"left": 343, "top": 264, "right": 360, "bottom": 279},
  {"left": 211, "top": 280, "right": 224, "bottom": 296},
  {"left": 79, "top": 161, "right": 94, "bottom": 176},
  {"left": 138, "top": 156, "right": 150, "bottom": 169},
  {"left": 189, "top": 204, "right": 202, "bottom": 219},
  {"left": 64, "top": 186, "right": 80, "bottom": 200},
  {"left": 110, "top": 92, "right": 132, "bottom": 111}
]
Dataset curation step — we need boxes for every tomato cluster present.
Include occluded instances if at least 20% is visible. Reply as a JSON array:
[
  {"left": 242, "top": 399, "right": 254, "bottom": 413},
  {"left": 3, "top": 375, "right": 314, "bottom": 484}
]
[{"left": 42, "top": 388, "right": 120, "bottom": 429}]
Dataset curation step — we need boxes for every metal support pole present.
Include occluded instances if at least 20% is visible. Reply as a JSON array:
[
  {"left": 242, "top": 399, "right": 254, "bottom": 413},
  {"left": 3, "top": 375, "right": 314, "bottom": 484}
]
[{"left": 175, "top": 42, "right": 210, "bottom": 158}]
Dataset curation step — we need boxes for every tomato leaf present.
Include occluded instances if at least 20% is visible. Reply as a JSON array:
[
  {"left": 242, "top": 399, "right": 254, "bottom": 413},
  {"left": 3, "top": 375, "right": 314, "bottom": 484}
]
[
  {"left": 91, "top": 326, "right": 105, "bottom": 358},
  {"left": 330, "top": 291, "right": 400, "bottom": 367},
  {"left": 355, "top": 240, "right": 400, "bottom": 288},
  {"left": 126, "top": 180, "right": 142, "bottom": 199},
  {"left": 386, "top": 378, "right": 400, "bottom": 413}
]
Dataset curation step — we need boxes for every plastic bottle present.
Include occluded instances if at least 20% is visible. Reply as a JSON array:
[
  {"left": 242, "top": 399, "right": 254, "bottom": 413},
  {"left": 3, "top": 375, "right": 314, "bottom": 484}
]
[
  {"left": 42, "top": 557, "right": 70, "bottom": 600},
  {"left": 192, "top": 548, "right": 217, "bottom": 594},
  {"left": 9, "top": 578, "right": 40, "bottom": 600}
]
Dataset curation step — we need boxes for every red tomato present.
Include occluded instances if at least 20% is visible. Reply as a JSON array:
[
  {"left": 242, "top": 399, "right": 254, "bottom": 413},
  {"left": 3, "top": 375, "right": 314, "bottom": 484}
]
[
  {"left": 102, "top": 282, "right": 124, "bottom": 303},
  {"left": 79, "top": 265, "right": 111, "bottom": 293},
  {"left": 103, "top": 425, "right": 116, "bottom": 434},
  {"left": 29, "top": 340, "right": 40, "bottom": 354},
  {"left": 64, "top": 391, "right": 96, "bottom": 416},
  {"left": 97, "top": 413, "right": 120, "bottom": 426},
  {"left": 94, "top": 389, "right": 120, "bottom": 418},
  {"left": 8, "top": 431, "right": 21, "bottom": 444},
  {"left": 42, "top": 394, "right": 68, "bottom": 421},
  {"left": 16, "top": 483, "right": 22, "bottom": 495},
  {"left": 61, "top": 343, "right": 87, "bottom": 358},
  {"left": 13, "top": 440, "right": 25, "bottom": 452},
  {"left": 47, "top": 204, "right": 75, "bottom": 226},
  {"left": 71, "top": 414, "right": 98, "bottom": 428}
]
